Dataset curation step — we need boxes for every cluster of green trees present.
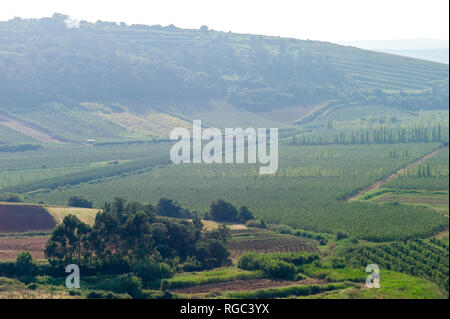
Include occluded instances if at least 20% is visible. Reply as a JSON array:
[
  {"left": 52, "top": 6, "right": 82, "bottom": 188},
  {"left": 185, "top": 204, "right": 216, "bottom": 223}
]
[
  {"left": 2, "top": 156, "right": 169, "bottom": 194},
  {"left": 295, "top": 124, "right": 449, "bottom": 145},
  {"left": 67, "top": 195, "right": 93, "bottom": 208},
  {"left": 238, "top": 251, "right": 319, "bottom": 280},
  {"left": 0, "top": 251, "right": 50, "bottom": 278},
  {"left": 206, "top": 199, "right": 254, "bottom": 223},
  {"left": 0, "top": 144, "right": 42, "bottom": 152},
  {"left": 272, "top": 224, "right": 329, "bottom": 245},
  {"left": 0, "top": 192, "right": 24, "bottom": 202},
  {"left": 399, "top": 163, "right": 449, "bottom": 177},
  {"left": 45, "top": 198, "right": 231, "bottom": 281},
  {"left": 343, "top": 239, "right": 449, "bottom": 291},
  {"left": 155, "top": 198, "right": 194, "bottom": 219},
  {"left": 384, "top": 147, "right": 449, "bottom": 190}
]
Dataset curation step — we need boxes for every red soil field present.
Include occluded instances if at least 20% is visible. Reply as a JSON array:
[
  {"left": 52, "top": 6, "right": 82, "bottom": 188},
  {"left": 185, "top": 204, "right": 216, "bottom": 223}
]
[
  {"left": 227, "top": 229, "right": 319, "bottom": 259},
  {"left": 0, "top": 205, "right": 56, "bottom": 233},
  {"left": 0, "top": 236, "right": 49, "bottom": 260}
]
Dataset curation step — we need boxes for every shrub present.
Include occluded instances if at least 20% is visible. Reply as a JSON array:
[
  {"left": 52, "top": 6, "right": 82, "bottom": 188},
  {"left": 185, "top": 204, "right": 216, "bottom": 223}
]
[
  {"left": 0, "top": 261, "right": 16, "bottom": 277},
  {"left": 195, "top": 239, "right": 230, "bottom": 269},
  {"left": 268, "top": 252, "right": 319, "bottom": 266},
  {"left": 160, "top": 279, "right": 170, "bottom": 291},
  {"left": 295, "top": 273, "right": 306, "bottom": 281},
  {"left": 238, "top": 206, "right": 254, "bottom": 223},
  {"left": 237, "top": 252, "right": 264, "bottom": 271},
  {"left": 27, "top": 282, "right": 38, "bottom": 290},
  {"left": 156, "top": 198, "right": 192, "bottom": 218},
  {"left": 276, "top": 225, "right": 295, "bottom": 235},
  {"left": 238, "top": 252, "right": 316, "bottom": 280},
  {"left": 86, "top": 290, "right": 132, "bottom": 299},
  {"left": 246, "top": 219, "right": 267, "bottom": 229},
  {"left": 179, "top": 258, "right": 203, "bottom": 272},
  {"left": 0, "top": 193, "right": 24, "bottom": 202},
  {"left": 116, "top": 274, "right": 143, "bottom": 298},
  {"left": 133, "top": 259, "right": 174, "bottom": 282},
  {"left": 67, "top": 195, "right": 93, "bottom": 208},
  {"left": 335, "top": 230, "right": 349, "bottom": 241},
  {"left": 94, "top": 274, "right": 143, "bottom": 298},
  {"left": 330, "top": 257, "right": 346, "bottom": 269},
  {"left": 209, "top": 199, "right": 238, "bottom": 222},
  {"left": 262, "top": 259, "right": 296, "bottom": 280},
  {"left": 292, "top": 229, "right": 329, "bottom": 244},
  {"left": 68, "top": 289, "right": 82, "bottom": 296},
  {"left": 16, "top": 251, "right": 35, "bottom": 276}
]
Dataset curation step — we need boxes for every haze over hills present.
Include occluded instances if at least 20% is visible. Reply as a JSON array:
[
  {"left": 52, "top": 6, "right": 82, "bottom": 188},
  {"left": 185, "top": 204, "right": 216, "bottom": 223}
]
[
  {"left": 343, "top": 39, "right": 449, "bottom": 64},
  {"left": 0, "top": 14, "right": 448, "bottom": 143}
]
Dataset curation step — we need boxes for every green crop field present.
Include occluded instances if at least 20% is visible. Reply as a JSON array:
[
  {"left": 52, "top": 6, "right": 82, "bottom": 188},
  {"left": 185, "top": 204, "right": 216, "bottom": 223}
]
[
  {"left": 384, "top": 147, "right": 449, "bottom": 190},
  {"left": 0, "top": 124, "right": 39, "bottom": 145},
  {"left": 9, "top": 142, "right": 445, "bottom": 242}
]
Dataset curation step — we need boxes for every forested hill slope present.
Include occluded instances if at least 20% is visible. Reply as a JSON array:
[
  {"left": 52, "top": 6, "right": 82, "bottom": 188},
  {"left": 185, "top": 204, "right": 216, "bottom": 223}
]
[{"left": 0, "top": 14, "right": 448, "bottom": 121}]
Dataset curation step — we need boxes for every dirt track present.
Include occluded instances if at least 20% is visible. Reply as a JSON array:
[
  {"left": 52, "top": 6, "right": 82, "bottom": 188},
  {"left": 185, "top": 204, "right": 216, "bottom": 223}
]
[
  {"left": 0, "top": 115, "right": 63, "bottom": 143},
  {"left": 346, "top": 146, "right": 447, "bottom": 202},
  {"left": 172, "top": 278, "right": 326, "bottom": 295}
]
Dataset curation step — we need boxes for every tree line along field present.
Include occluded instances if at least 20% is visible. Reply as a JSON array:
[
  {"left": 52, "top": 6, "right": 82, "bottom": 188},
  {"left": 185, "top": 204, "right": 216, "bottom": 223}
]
[
  {"left": 384, "top": 147, "right": 449, "bottom": 190},
  {"left": 0, "top": 142, "right": 172, "bottom": 190},
  {"left": 10, "top": 142, "right": 447, "bottom": 242},
  {"left": 295, "top": 112, "right": 449, "bottom": 145}
]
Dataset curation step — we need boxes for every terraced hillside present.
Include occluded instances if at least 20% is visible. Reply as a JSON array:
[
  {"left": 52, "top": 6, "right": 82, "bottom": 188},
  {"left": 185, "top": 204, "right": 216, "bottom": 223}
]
[{"left": 0, "top": 14, "right": 448, "bottom": 145}]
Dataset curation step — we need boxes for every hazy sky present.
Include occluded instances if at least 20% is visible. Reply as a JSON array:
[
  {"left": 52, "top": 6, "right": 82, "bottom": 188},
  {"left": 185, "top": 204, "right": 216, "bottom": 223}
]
[{"left": 1, "top": 0, "right": 448, "bottom": 42}]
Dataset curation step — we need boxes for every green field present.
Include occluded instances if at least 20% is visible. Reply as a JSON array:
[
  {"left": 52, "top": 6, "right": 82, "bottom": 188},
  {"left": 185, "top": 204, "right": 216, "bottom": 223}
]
[
  {"left": 1, "top": 124, "right": 448, "bottom": 299},
  {"left": 14, "top": 143, "right": 446, "bottom": 242},
  {"left": 366, "top": 189, "right": 449, "bottom": 214},
  {"left": 384, "top": 147, "right": 449, "bottom": 190}
]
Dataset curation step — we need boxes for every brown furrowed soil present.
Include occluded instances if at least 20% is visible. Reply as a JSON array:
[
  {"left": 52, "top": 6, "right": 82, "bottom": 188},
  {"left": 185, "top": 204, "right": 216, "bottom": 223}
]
[
  {"left": 227, "top": 229, "right": 318, "bottom": 260},
  {"left": 172, "top": 278, "right": 326, "bottom": 294},
  {"left": 0, "top": 204, "right": 56, "bottom": 233},
  {"left": 346, "top": 146, "right": 447, "bottom": 201},
  {"left": 0, "top": 236, "right": 49, "bottom": 260}
]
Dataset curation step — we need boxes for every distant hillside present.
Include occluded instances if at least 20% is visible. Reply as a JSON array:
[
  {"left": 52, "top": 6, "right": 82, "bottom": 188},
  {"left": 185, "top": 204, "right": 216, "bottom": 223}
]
[
  {"left": 342, "top": 39, "right": 449, "bottom": 50},
  {"left": 343, "top": 39, "right": 449, "bottom": 64},
  {"left": 0, "top": 14, "right": 448, "bottom": 143},
  {"left": 373, "top": 48, "right": 448, "bottom": 65}
]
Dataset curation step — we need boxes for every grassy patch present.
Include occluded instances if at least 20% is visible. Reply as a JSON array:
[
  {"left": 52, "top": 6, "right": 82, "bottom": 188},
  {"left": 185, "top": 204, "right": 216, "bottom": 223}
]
[
  {"left": 46, "top": 206, "right": 100, "bottom": 225},
  {"left": 301, "top": 265, "right": 367, "bottom": 283},
  {"left": 225, "top": 283, "right": 351, "bottom": 299},
  {"left": 167, "top": 268, "right": 264, "bottom": 289}
]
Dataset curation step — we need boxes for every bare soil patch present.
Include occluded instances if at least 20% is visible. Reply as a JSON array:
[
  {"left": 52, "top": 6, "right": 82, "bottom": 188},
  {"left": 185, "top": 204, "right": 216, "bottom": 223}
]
[
  {"left": 0, "top": 236, "right": 49, "bottom": 260},
  {"left": 0, "top": 204, "right": 56, "bottom": 233},
  {"left": 0, "top": 115, "right": 63, "bottom": 143}
]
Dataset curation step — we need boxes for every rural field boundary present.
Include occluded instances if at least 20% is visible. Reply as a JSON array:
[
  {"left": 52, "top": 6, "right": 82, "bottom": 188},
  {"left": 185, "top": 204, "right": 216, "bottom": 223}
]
[
  {"left": 346, "top": 146, "right": 447, "bottom": 202},
  {"left": 0, "top": 114, "right": 64, "bottom": 144}
]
